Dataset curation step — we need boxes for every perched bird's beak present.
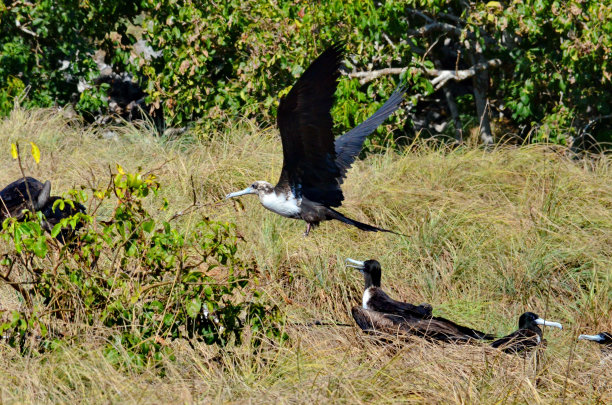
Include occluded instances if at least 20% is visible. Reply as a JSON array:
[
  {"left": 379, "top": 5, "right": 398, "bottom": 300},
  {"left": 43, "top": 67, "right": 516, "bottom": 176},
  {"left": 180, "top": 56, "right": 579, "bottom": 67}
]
[
  {"left": 578, "top": 334, "right": 604, "bottom": 342},
  {"left": 226, "top": 187, "right": 256, "bottom": 199},
  {"left": 345, "top": 258, "right": 365, "bottom": 272},
  {"left": 535, "top": 318, "right": 563, "bottom": 329}
]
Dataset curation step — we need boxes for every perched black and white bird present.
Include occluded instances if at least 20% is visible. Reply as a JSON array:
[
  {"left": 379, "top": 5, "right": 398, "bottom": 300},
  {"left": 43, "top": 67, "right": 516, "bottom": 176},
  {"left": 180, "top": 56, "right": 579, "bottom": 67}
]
[
  {"left": 347, "top": 258, "right": 495, "bottom": 342},
  {"left": 346, "top": 258, "right": 432, "bottom": 318},
  {"left": 225, "top": 43, "right": 405, "bottom": 236},
  {"left": 491, "top": 312, "right": 562, "bottom": 354},
  {"left": 0, "top": 177, "right": 86, "bottom": 243},
  {"left": 578, "top": 332, "right": 612, "bottom": 358}
]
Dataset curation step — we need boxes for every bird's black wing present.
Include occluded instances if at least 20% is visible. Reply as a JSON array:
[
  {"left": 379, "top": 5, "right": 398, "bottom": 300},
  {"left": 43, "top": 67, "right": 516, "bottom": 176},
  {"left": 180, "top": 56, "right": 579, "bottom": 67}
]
[
  {"left": 429, "top": 315, "right": 497, "bottom": 341},
  {"left": 367, "top": 288, "right": 433, "bottom": 318},
  {"left": 491, "top": 329, "right": 539, "bottom": 353},
  {"left": 276, "top": 42, "right": 345, "bottom": 207},
  {"left": 334, "top": 87, "right": 405, "bottom": 183}
]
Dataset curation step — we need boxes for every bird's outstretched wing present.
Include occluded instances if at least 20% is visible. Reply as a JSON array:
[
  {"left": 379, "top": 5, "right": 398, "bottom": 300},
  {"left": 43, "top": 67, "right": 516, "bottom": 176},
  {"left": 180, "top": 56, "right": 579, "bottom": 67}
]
[
  {"left": 276, "top": 42, "right": 345, "bottom": 207},
  {"left": 334, "top": 87, "right": 405, "bottom": 182}
]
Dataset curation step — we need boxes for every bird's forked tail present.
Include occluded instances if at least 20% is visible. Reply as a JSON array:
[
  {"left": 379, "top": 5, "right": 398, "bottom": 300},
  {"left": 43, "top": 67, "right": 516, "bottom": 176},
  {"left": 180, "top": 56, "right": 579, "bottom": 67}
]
[{"left": 326, "top": 207, "right": 404, "bottom": 236}]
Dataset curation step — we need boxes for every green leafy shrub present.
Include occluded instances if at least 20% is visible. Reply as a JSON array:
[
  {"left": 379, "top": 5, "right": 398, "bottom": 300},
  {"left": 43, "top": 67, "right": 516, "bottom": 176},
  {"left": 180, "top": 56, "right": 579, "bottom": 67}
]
[
  {"left": 0, "top": 1, "right": 141, "bottom": 117},
  {"left": 0, "top": 168, "right": 286, "bottom": 365},
  {"left": 1, "top": 0, "right": 610, "bottom": 145}
]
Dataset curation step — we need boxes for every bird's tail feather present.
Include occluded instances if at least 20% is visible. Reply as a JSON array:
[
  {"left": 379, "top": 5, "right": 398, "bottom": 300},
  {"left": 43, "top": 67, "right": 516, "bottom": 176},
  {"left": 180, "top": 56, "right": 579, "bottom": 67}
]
[{"left": 326, "top": 208, "right": 404, "bottom": 236}]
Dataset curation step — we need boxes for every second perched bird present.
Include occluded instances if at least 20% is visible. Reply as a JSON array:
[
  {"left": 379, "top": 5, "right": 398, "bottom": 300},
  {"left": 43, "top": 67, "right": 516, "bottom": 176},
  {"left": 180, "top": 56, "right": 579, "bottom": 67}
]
[
  {"left": 348, "top": 258, "right": 495, "bottom": 342},
  {"left": 346, "top": 258, "right": 432, "bottom": 318},
  {"left": 491, "top": 312, "right": 562, "bottom": 354},
  {"left": 226, "top": 43, "right": 405, "bottom": 236}
]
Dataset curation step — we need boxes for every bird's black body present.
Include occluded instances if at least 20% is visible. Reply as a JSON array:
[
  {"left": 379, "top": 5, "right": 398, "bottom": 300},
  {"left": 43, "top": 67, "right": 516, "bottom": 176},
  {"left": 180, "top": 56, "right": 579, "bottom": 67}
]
[
  {"left": 226, "top": 43, "right": 406, "bottom": 235},
  {"left": 491, "top": 312, "right": 562, "bottom": 354},
  {"left": 352, "top": 306, "right": 497, "bottom": 343},
  {"left": 363, "top": 286, "right": 433, "bottom": 319},
  {"left": 0, "top": 177, "right": 86, "bottom": 243},
  {"left": 0, "top": 177, "right": 51, "bottom": 220}
]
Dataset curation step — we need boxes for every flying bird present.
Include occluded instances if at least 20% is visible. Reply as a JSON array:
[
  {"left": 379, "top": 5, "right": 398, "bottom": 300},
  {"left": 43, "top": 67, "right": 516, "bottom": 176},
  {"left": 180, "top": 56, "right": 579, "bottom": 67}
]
[
  {"left": 347, "top": 258, "right": 496, "bottom": 342},
  {"left": 226, "top": 43, "right": 405, "bottom": 236},
  {"left": 490, "top": 312, "right": 562, "bottom": 354}
]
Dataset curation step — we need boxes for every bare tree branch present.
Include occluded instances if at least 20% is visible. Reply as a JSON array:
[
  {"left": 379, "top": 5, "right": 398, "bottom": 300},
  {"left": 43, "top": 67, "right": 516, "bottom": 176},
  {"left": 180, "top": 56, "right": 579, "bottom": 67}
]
[
  {"left": 408, "top": 22, "right": 463, "bottom": 37},
  {"left": 344, "top": 58, "right": 501, "bottom": 87},
  {"left": 346, "top": 67, "right": 407, "bottom": 85},
  {"left": 429, "top": 59, "right": 501, "bottom": 90},
  {"left": 406, "top": 8, "right": 434, "bottom": 24}
]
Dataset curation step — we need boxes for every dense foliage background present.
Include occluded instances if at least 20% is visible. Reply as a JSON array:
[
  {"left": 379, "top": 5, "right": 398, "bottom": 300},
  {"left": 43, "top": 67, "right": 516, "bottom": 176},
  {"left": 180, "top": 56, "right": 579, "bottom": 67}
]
[{"left": 1, "top": 0, "right": 611, "bottom": 145}]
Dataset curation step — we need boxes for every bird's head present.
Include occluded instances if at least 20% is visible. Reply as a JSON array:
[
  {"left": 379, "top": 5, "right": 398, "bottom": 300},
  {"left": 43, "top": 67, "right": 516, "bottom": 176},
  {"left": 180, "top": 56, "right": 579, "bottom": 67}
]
[
  {"left": 578, "top": 332, "right": 611, "bottom": 345},
  {"left": 518, "top": 312, "right": 563, "bottom": 331},
  {"left": 225, "top": 181, "right": 274, "bottom": 200},
  {"left": 346, "top": 258, "right": 382, "bottom": 288}
]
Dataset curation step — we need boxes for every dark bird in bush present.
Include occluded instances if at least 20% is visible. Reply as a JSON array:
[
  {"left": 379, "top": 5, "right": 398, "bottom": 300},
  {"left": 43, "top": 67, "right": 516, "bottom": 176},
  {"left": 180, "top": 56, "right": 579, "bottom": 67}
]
[
  {"left": 225, "top": 42, "right": 405, "bottom": 236},
  {"left": 578, "top": 332, "right": 612, "bottom": 358},
  {"left": 0, "top": 177, "right": 86, "bottom": 243},
  {"left": 0, "top": 177, "right": 51, "bottom": 220},
  {"left": 347, "top": 258, "right": 496, "bottom": 342},
  {"left": 490, "top": 312, "right": 562, "bottom": 354}
]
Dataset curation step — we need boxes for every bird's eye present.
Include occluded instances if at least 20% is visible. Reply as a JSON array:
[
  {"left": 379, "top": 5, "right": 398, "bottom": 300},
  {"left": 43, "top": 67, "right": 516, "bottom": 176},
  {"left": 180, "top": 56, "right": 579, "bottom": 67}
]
[{"left": 251, "top": 183, "right": 257, "bottom": 189}]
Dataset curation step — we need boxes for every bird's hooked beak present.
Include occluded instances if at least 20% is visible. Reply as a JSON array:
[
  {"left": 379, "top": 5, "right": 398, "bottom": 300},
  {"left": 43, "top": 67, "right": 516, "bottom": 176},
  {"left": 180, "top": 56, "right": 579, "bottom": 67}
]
[
  {"left": 226, "top": 186, "right": 256, "bottom": 199},
  {"left": 535, "top": 318, "right": 563, "bottom": 330},
  {"left": 345, "top": 258, "right": 365, "bottom": 272},
  {"left": 578, "top": 334, "right": 604, "bottom": 342}
]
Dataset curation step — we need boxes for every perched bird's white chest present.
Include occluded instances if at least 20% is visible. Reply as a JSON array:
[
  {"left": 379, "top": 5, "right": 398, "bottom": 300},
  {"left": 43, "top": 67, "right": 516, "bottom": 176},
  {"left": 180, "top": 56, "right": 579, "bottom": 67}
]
[
  {"left": 259, "top": 192, "right": 301, "bottom": 218},
  {"left": 362, "top": 287, "right": 374, "bottom": 310}
]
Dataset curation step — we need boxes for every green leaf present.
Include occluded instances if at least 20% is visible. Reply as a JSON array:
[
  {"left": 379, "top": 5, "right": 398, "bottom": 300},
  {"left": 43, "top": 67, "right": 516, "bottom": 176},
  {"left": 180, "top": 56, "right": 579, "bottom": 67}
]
[{"left": 186, "top": 298, "right": 202, "bottom": 318}]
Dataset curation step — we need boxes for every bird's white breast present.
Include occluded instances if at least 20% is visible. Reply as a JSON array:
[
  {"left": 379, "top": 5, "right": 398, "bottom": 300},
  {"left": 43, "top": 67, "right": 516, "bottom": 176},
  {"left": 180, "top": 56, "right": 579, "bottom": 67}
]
[
  {"left": 362, "top": 287, "right": 374, "bottom": 310},
  {"left": 260, "top": 192, "right": 301, "bottom": 217}
]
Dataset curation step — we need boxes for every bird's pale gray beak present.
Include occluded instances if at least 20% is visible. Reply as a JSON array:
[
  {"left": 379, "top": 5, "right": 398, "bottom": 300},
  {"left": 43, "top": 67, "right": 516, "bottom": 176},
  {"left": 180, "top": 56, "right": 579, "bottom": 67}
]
[
  {"left": 578, "top": 334, "right": 604, "bottom": 342},
  {"left": 345, "top": 258, "right": 365, "bottom": 271},
  {"left": 535, "top": 318, "right": 563, "bottom": 329},
  {"left": 226, "top": 187, "right": 256, "bottom": 199}
]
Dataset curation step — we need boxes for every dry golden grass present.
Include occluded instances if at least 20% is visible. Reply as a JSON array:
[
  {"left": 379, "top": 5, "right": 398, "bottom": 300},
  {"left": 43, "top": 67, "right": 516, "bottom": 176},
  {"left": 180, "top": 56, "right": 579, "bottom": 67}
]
[{"left": 0, "top": 108, "right": 610, "bottom": 404}]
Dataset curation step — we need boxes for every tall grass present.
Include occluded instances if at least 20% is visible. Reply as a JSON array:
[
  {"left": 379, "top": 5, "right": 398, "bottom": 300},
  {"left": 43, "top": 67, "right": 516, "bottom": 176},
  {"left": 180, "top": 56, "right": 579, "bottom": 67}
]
[{"left": 0, "top": 108, "right": 610, "bottom": 404}]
